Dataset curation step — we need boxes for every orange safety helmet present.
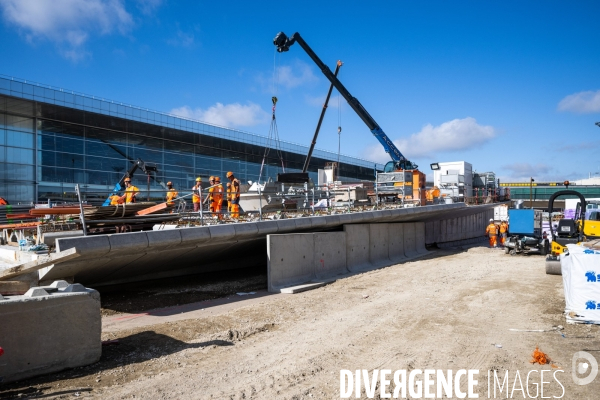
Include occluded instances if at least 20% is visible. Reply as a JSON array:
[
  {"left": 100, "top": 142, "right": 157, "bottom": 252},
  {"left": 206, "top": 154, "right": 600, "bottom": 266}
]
[
  {"left": 226, "top": 171, "right": 234, "bottom": 178},
  {"left": 214, "top": 176, "right": 221, "bottom": 182},
  {"left": 209, "top": 176, "right": 215, "bottom": 181},
  {"left": 124, "top": 177, "right": 131, "bottom": 182}
]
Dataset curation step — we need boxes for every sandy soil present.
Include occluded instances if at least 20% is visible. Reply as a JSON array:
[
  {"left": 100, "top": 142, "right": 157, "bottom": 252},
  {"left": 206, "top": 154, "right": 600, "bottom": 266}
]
[{"left": 2, "top": 245, "right": 599, "bottom": 399}]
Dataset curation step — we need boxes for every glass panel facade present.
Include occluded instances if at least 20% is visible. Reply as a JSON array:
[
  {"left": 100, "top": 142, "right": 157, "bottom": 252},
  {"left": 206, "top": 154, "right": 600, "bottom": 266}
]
[{"left": 0, "top": 75, "right": 383, "bottom": 204}]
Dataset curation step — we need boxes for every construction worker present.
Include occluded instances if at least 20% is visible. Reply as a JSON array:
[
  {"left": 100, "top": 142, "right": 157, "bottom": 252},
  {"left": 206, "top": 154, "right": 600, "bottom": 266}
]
[
  {"left": 109, "top": 193, "right": 122, "bottom": 205},
  {"left": 192, "top": 177, "right": 202, "bottom": 212},
  {"left": 226, "top": 182, "right": 232, "bottom": 213},
  {"left": 165, "top": 181, "right": 178, "bottom": 207},
  {"left": 499, "top": 219, "right": 509, "bottom": 247},
  {"left": 226, "top": 171, "right": 241, "bottom": 218},
  {"left": 119, "top": 177, "right": 139, "bottom": 204},
  {"left": 208, "top": 176, "right": 224, "bottom": 219},
  {"left": 485, "top": 218, "right": 498, "bottom": 248}
]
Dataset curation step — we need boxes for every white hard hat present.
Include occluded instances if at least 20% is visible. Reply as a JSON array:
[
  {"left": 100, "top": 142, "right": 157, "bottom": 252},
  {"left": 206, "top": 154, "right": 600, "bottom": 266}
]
[{"left": 489, "top": 219, "right": 494, "bottom": 222}]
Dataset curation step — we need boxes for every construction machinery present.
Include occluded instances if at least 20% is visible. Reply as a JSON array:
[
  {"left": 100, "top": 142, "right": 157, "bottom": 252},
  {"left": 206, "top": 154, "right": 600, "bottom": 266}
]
[
  {"left": 274, "top": 32, "right": 426, "bottom": 204},
  {"left": 102, "top": 158, "right": 158, "bottom": 206},
  {"left": 504, "top": 209, "right": 549, "bottom": 255},
  {"left": 545, "top": 189, "right": 600, "bottom": 274}
]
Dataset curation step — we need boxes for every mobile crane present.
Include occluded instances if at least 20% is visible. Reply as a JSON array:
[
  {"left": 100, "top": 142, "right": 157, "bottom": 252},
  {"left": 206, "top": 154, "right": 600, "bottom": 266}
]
[{"left": 274, "top": 32, "right": 425, "bottom": 202}]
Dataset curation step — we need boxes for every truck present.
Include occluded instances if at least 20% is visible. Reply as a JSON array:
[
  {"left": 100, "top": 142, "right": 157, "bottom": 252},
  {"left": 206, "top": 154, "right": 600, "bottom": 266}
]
[
  {"left": 273, "top": 32, "right": 426, "bottom": 204},
  {"left": 504, "top": 209, "right": 550, "bottom": 255}
]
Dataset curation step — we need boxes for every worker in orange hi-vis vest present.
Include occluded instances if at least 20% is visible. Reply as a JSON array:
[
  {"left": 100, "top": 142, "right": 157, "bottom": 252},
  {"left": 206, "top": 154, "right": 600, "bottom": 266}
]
[
  {"left": 226, "top": 171, "right": 241, "bottom": 218},
  {"left": 165, "top": 181, "right": 178, "bottom": 206},
  {"left": 499, "top": 219, "right": 509, "bottom": 247},
  {"left": 119, "top": 177, "right": 139, "bottom": 204},
  {"left": 226, "top": 182, "right": 232, "bottom": 213},
  {"left": 485, "top": 218, "right": 498, "bottom": 248},
  {"left": 192, "top": 177, "right": 202, "bottom": 212},
  {"left": 209, "top": 176, "right": 224, "bottom": 220}
]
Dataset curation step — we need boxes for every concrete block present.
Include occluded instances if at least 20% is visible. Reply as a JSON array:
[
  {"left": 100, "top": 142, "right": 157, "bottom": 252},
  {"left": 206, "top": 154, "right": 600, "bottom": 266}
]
[
  {"left": 108, "top": 231, "right": 148, "bottom": 253},
  {"left": 344, "top": 224, "right": 371, "bottom": 272},
  {"left": 267, "top": 234, "right": 314, "bottom": 292},
  {"left": 23, "top": 287, "right": 49, "bottom": 297},
  {"left": 294, "top": 217, "right": 313, "bottom": 231},
  {"left": 388, "top": 223, "right": 406, "bottom": 263},
  {"left": 403, "top": 222, "right": 418, "bottom": 258},
  {"left": 313, "top": 232, "right": 347, "bottom": 280},
  {"left": 146, "top": 229, "right": 183, "bottom": 251},
  {"left": 307, "top": 215, "right": 328, "bottom": 230},
  {"left": 0, "top": 285, "right": 101, "bottom": 383},
  {"left": 49, "top": 280, "right": 70, "bottom": 289},
  {"left": 337, "top": 213, "right": 355, "bottom": 225},
  {"left": 179, "top": 226, "right": 211, "bottom": 247},
  {"left": 323, "top": 215, "right": 341, "bottom": 227},
  {"left": 275, "top": 219, "right": 298, "bottom": 234},
  {"left": 208, "top": 224, "right": 236, "bottom": 241},
  {"left": 56, "top": 235, "right": 110, "bottom": 258},
  {"left": 350, "top": 212, "right": 368, "bottom": 224},
  {"left": 41, "top": 230, "right": 84, "bottom": 247},
  {"left": 255, "top": 220, "right": 279, "bottom": 235},
  {"left": 233, "top": 222, "right": 259, "bottom": 239},
  {"left": 415, "top": 222, "right": 428, "bottom": 255},
  {"left": 369, "top": 223, "right": 390, "bottom": 267}
]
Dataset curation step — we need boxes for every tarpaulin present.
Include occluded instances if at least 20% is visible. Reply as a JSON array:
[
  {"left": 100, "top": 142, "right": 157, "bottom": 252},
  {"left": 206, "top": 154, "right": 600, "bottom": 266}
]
[{"left": 562, "top": 244, "right": 600, "bottom": 324}]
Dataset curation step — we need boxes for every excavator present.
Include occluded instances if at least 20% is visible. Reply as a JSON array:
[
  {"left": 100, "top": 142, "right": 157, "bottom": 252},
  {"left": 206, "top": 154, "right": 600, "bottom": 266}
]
[
  {"left": 274, "top": 32, "right": 426, "bottom": 203},
  {"left": 545, "top": 189, "right": 600, "bottom": 274}
]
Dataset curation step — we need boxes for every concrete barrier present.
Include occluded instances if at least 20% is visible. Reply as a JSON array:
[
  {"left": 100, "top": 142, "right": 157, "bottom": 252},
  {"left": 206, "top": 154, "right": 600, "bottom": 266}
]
[
  {"left": 344, "top": 224, "right": 371, "bottom": 272},
  {"left": 267, "top": 232, "right": 348, "bottom": 292},
  {"left": 313, "top": 232, "right": 347, "bottom": 280},
  {"left": 369, "top": 224, "right": 390, "bottom": 268},
  {"left": 0, "top": 281, "right": 101, "bottom": 383},
  {"left": 403, "top": 222, "right": 418, "bottom": 258},
  {"left": 388, "top": 223, "right": 406, "bottom": 264},
  {"left": 267, "top": 233, "right": 314, "bottom": 292},
  {"left": 415, "top": 222, "right": 428, "bottom": 255}
]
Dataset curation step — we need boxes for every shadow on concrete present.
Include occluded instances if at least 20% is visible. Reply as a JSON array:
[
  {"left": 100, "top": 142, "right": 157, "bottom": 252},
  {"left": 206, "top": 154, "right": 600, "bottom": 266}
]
[
  {"left": 99, "top": 265, "right": 267, "bottom": 315},
  {"left": 0, "top": 331, "right": 233, "bottom": 397}
]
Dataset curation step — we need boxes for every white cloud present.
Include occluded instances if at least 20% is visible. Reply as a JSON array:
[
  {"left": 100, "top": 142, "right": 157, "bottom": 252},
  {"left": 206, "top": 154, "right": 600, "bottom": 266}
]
[
  {"left": 0, "top": 0, "right": 133, "bottom": 59},
  {"left": 134, "top": 0, "right": 162, "bottom": 15},
  {"left": 305, "top": 94, "right": 344, "bottom": 108},
  {"left": 362, "top": 117, "right": 496, "bottom": 161},
  {"left": 557, "top": 90, "right": 600, "bottom": 113},
  {"left": 166, "top": 29, "right": 195, "bottom": 47},
  {"left": 500, "top": 162, "right": 553, "bottom": 180},
  {"left": 170, "top": 103, "right": 270, "bottom": 128},
  {"left": 257, "top": 60, "right": 318, "bottom": 92}
]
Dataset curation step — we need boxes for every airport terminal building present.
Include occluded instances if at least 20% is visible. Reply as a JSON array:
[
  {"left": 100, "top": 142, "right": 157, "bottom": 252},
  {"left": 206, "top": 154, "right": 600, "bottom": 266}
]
[{"left": 0, "top": 76, "right": 382, "bottom": 204}]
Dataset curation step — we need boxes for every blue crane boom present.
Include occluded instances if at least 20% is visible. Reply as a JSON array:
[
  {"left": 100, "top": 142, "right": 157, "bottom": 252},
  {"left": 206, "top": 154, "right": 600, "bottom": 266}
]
[{"left": 274, "top": 32, "right": 418, "bottom": 171}]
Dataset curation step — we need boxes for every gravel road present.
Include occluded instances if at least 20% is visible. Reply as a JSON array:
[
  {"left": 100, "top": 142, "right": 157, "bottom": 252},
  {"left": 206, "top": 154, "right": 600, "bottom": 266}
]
[{"left": 2, "top": 245, "right": 599, "bottom": 399}]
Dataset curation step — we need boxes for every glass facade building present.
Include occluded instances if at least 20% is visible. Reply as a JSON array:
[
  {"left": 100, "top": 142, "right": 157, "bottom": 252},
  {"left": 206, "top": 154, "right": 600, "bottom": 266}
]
[{"left": 0, "top": 75, "right": 383, "bottom": 204}]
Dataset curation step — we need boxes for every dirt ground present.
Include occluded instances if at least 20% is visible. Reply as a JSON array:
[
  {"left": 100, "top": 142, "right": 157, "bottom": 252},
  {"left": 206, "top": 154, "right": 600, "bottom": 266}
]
[{"left": 2, "top": 244, "right": 600, "bottom": 399}]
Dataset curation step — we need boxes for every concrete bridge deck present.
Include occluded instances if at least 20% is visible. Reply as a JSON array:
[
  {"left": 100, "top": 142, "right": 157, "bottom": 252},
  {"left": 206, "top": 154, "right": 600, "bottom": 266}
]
[{"left": 38, "top": 203, "right": 496, "bottom": 286}]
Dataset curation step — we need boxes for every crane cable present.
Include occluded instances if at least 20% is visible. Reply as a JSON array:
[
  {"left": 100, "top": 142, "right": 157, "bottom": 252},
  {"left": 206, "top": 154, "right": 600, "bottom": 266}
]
[
  {"left": 258, "top": 50, "right": 286, "bottom": 184},
  {"left": 337, "top": 67, "right": 343, "bottom": 176}
]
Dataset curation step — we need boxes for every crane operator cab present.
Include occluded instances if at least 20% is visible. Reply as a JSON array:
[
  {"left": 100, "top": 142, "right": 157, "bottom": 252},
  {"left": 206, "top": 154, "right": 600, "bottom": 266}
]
[{"left": 384, "top": 160, "right": 419, "bottom": 172}]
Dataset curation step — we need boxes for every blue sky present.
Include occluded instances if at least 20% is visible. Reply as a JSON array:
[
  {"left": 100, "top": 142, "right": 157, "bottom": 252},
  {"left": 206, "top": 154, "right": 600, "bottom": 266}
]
[{"left": 1, "top": 0, "right": 599, "bottom": 182}]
